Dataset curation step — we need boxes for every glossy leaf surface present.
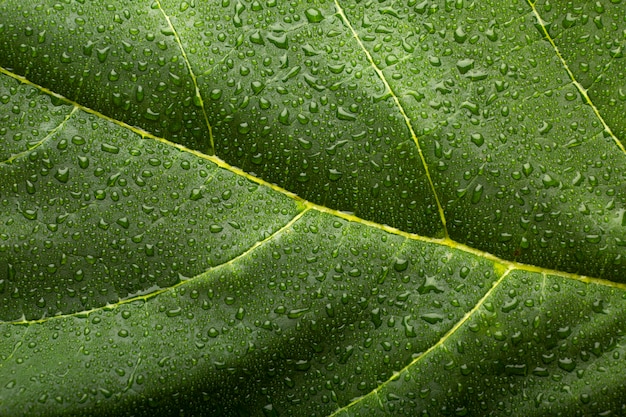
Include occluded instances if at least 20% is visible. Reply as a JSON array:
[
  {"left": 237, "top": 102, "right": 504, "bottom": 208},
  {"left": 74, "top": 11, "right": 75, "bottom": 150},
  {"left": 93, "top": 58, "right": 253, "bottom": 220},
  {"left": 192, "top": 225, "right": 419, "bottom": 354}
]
[{"left": 1, "top": 0, "right": 626, "bottom": 415}]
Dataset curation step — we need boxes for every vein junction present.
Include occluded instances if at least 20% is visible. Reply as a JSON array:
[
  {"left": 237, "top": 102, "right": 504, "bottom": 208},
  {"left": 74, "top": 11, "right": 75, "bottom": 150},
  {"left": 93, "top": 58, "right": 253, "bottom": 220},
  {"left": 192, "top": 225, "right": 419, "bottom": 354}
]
[
  {"left": 0, "top": 61, "right": 625, "bottom": 327},
  {"left": 154, "top": 0, "right": 216, "bottom": 155},
  {"left": 0, "top": 106, "right": 78, "bottom": 165},
  {"left": 333, "top": 0, "right": 449, "bottom": 238}
]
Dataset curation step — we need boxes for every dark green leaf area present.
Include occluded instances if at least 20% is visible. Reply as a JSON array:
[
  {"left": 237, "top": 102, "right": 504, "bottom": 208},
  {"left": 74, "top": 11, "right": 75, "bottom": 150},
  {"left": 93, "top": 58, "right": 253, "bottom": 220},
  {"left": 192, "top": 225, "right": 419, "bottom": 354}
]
[
  {"left": 0, "top": 0, "right": 208, "bottom": 148},
  {"left": 536, "top": 0, "right": 626, "bottom": 143},
  {"left": 338, "top": 272, "right": 626, "bottom": 416},
  {"left": 0, "top": 210, "right": 498, "bottom": 416},
  {"left": 0, "top": 79, "right": 299, "bottom": 321},
  {"left": 338, "top": 1, "right": 626, "bottom": 281}
]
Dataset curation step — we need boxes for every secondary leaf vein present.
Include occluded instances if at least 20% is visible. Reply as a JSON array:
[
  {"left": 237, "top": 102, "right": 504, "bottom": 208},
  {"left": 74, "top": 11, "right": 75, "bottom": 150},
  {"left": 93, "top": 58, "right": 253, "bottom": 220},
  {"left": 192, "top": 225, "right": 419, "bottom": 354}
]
[
  {"left": 1, "top": 208, "right": 309, "bottom": 325},
  {"left": 527, "top": 0, "right": 626, "bottom": 154},
  {"left": 0, "top": 106, "right": 78, "bottom": 166},
  {"left": 154, "top": 0, "right": 216, "bottom": 155},
  {"left": 333, "top": 0, "right": 448, "bottom": 237},
  {"left": 328, "top": 265, "right": 515, "bottom": 416},
  {"left": 0, "top": 326, "right": 29, "bottom": 368}
]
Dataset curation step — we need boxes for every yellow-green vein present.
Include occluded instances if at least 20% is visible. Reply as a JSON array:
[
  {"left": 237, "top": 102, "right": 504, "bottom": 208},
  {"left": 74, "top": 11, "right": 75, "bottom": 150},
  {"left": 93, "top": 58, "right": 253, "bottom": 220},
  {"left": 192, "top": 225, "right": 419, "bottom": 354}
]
[
  {"left": 1, "top": 208, "right": 310, "bottom": 326},
  {"left": 1, "top": 67, "right": 624, "bottom": 295},
  {"left": 0, "top": 106, "right": 78, "bottom": 165},
  {"left": 527, "top": 0, "right": 626, "bottom": 155},
  {"left": 154, "top": 0, "right": 216, "bottom": 155},
  {"left": 328, "top": 265, "right": 514, "bottom": 416},
  {"left": 333, "top": 0, "right": 448, "bottom": 238},
  {"left": 0, "top": 326, "right": 29, "bottom": 368}
]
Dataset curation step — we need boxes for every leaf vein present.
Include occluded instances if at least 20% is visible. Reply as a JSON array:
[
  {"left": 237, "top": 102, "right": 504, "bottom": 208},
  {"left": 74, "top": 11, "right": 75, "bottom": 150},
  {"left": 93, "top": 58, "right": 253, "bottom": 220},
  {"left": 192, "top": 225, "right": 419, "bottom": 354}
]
[
  {"left": 527, "top": 0, "right": 625, "bottom": 154},
  {"left": 2, "top": 208, "right": 309, "bottom": 326},
  {"left": 154, "top": 0, "right": 215, "bottom": 155},
  {"left": 0, "top": 106, "right": 78, "bottom": 166},
  {"left": 328, "top": 265, "right": 515, "bottom": 416},
  {"left": 0, "top": 326, "right": 29, "bottom": 369},
  {"left": 333, "top": 0, "right": 448, "bottom": 237},
  {"left": 1, "top": 68, "right": 623, "bottom": 304}
]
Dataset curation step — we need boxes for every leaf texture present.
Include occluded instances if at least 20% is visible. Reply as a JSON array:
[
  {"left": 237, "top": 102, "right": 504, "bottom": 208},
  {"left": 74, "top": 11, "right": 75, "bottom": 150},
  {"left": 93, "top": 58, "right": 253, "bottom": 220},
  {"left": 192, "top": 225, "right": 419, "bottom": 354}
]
[{"left": 1, "top": 0, "right": 626, "bottom": 415}]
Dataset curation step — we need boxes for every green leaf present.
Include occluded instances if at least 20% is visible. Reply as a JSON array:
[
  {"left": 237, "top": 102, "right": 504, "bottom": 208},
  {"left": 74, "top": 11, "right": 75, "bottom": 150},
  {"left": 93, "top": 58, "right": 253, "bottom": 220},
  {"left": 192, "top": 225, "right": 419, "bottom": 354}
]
[{"left": 1, "top": 0, "right": 625, "bottom": 415}]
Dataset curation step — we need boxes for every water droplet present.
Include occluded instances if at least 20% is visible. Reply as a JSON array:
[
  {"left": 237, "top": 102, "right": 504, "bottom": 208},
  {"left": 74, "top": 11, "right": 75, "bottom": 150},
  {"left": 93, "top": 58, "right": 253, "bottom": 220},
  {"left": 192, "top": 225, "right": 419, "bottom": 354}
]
[
  {"left": 501, "top": 297, "right": 519, "bottom": 312},
  {"left": 505, "top": 364, "right": 527, "bottom": 376},
  {"left": 22, "top": 209, "right": 38, "bottom": 220},
  {"left": 278, "top": 108, "right": 290, "bottom": 125},
  {"left": 418, "top": 275, "right": 444, "bottom": 294},
  {"left": 539, "top": 121, "right": 553, "bottom": 135},
  {"left": 189, "top": 188, "right": 203, "bottom": 201},
  {"left": 558, "top": 357, "right": 576, "bottom": 372},
  {"left": 251, "top": 81, "right": 265, "bottom": 95},
  {"left": 454, "top": 27, "right": 467, "bottom": 43},
  {"left": 327, "top": 169, "right": 342, "bottom": 181},
  {"left": 262, "top": 404, "right": 278, "bottom": 417},
  {"left": 250, "top": 31, "right": 264, "bottom": 45},
  {"left": 428, "top": 56, "right": 441, "bottom": 67},
  {"left": 25, "top": 180, "right": 36, "bottom": 194},
  {"left": 470, "top": 184, "right": 483, "bottom": 204},
  {"left": 460, "top": 266, "right": 470, "bottom": 278},
  {"left": 287, "top": 308, "right": 309, "bottom": 319},
  {"left": 305, "top": 8, "right": 324, "bottom": 23},
  {"left": 456, "top": 59, "right": 474, "bottom": 74},
  {"left": 402, "top": 315, "right": 416, "bottom": 337},
  {"left": 562, "top": 13, "right": 577, "bottom": 29},
  {"left": 370, "top": 308, "right": 382, "bottom": 328},
  {"left": 336, "top": 107, "right": 356, "bottom": 121},
  {"left": 267, "top": 33, "right": 288, "bottom": 49},
  {"left": 470, "top": 133, "right": 484, "bottom": 147},
  {"left": 421, "top": 313, "right": 444, "bottom": 324},
  {"left": 97, "top": 46, "right": 110, "bottom": 63},
  {"left": 541, "top": 174, "right": 559, "bottom": 188},
  {"left": 238, "top": 122, "right": 250, "bottom": 134},
  {"left": 78, "top": 156, "right": 89, "bottom": 169},
  {"left": 210, "top": 89, "right": 222, "bottom": 100},
  {"left": 522, "top": 163, "right": 534, "bottom": 177},
  {"left": 54, "top": 167, "right": 70, "bottom": 183},
  {"left": 393, "top": 258, "right": 409, "bottom": 272},
  {"left": 108, "top": 69, "right": 119, "bottom": 82}
]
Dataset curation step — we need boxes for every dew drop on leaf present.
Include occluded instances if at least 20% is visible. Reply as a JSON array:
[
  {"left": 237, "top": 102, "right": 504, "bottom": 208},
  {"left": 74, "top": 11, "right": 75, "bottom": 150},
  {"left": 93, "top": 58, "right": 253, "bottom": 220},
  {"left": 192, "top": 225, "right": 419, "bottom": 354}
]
[{"left": 304, "top": 8, "right": 324, "bottom": 23}]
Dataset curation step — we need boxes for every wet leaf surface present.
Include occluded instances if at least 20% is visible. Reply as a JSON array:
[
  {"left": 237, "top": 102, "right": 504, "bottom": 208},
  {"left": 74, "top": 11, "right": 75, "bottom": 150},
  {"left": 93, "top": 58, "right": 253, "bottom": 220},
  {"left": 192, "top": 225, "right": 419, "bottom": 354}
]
[{"left": 1, "top": 0, "right": 625, "bottom": 415}]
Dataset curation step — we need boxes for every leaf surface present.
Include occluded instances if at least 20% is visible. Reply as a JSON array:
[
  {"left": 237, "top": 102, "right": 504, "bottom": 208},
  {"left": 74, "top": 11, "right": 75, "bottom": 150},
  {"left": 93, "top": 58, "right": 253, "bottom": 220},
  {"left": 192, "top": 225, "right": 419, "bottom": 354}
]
[{"left": 1, "top": 0, "right": 626, "bottom": 415}]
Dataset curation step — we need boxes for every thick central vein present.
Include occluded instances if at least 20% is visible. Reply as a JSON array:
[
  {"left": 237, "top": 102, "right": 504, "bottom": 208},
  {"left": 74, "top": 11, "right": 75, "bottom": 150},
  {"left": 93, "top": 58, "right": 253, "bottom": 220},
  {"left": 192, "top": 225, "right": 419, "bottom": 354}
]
[
  {"left": 333, "top": 0, "right": 448, "bottom": 238},
  {"left": 1, "top": 66, "right": 624, "bottom": 314},
  {"left": 155, "top": 0, "right": 215, "bottom": 155},
  {"left": 527, "top": 1, "right": 625, "bottom": 155}
]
